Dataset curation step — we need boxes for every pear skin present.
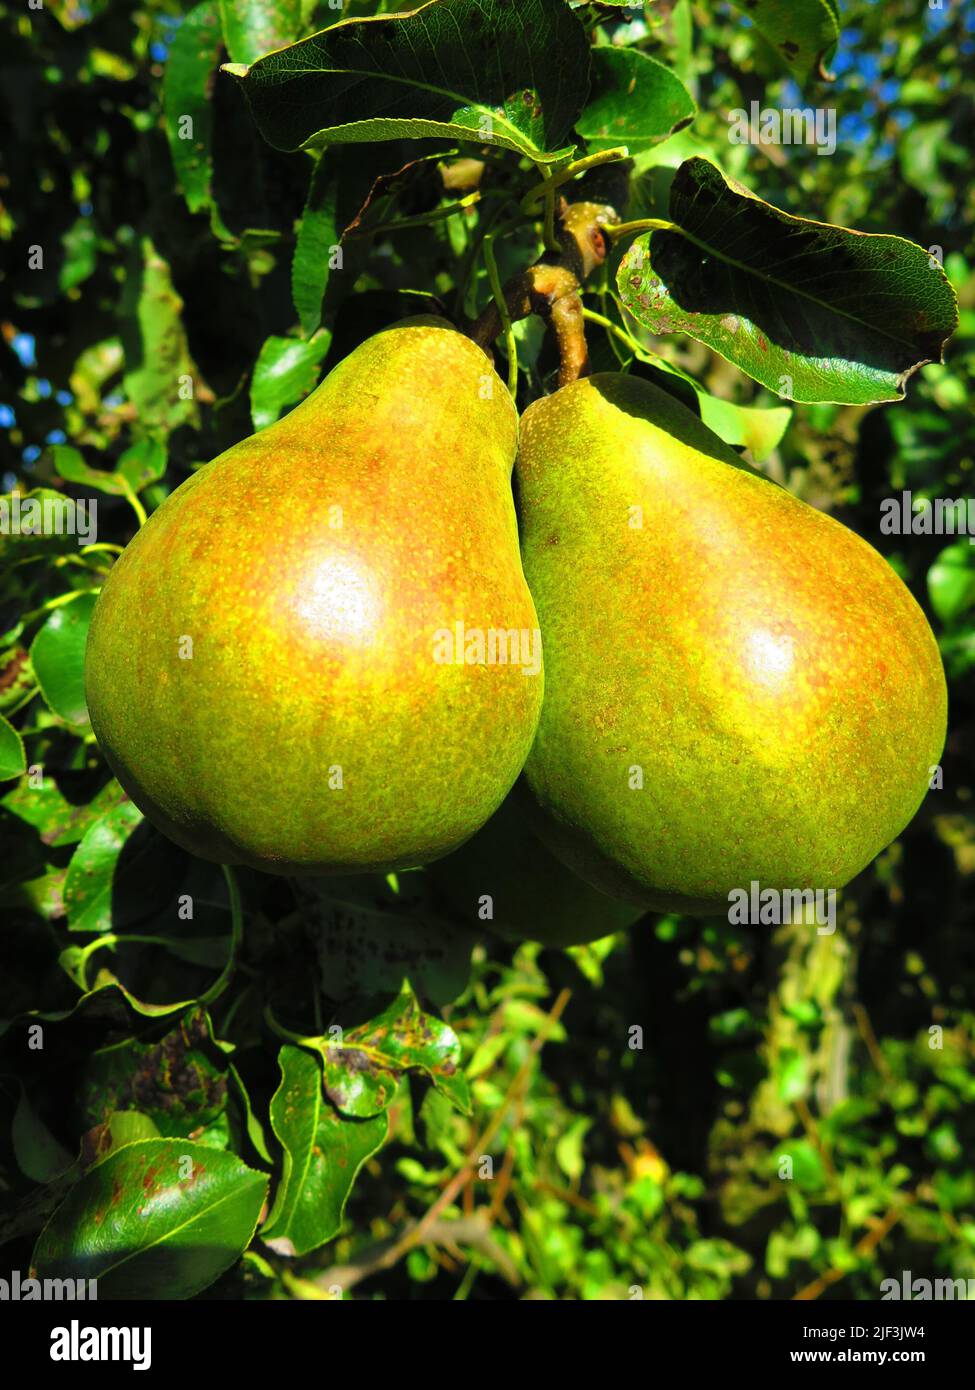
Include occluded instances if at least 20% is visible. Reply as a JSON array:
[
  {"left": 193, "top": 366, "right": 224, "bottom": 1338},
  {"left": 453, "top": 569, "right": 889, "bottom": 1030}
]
[
  {"left": 85, "top": 319, "right": 543, "bottom": 875},
  {"left": 516, "top": 374, "right": 947, "bottom": 914},
  {"left": 426, "top": 791, "right": 644, "bottom": 947}
]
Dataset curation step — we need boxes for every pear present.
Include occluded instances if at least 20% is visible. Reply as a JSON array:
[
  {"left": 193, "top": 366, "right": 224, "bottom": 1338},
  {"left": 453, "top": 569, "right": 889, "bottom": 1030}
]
[
  {"left": 516, "top": 374, "right": 947, "bottom": 915},
  {"left": 85, "top": 319, "right": 543, "bottom": 875},
  {"left": 426, "top": 791, "right": 644, "bottom": 947}
]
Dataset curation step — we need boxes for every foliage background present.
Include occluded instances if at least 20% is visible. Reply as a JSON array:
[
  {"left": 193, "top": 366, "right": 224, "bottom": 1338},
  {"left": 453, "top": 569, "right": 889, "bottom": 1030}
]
[{"left": 0, "top": 0, "right": 973, "bottom": 1300}]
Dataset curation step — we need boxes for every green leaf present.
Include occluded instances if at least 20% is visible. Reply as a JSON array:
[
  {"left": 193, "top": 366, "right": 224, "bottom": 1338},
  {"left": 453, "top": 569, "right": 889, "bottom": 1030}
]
[
  {"left": 50, "top": 444, "right": 125, "bottom": 496},
  {"left": 121, "top": 237, "right": 201, "bottom": 437},
  {"left": 727, "top": 0, "right": 840, "bottom": 81},
  {"left": 249, "top": 331, "right": 332, "bottom": 431},
  {"left": 262, "top": 1045, "right": 387, "bottom": 1256},
  {"left": 1, "top": 775, "right": 125, "bottom": 848},
  {"left": 695, "top": 396, "right": 792, "bottom": 461},
  {"left": 777, "top": 1048, "right": 809, "bottom": 1103},
  {"left": 292, "top": 151, "right": 342, "bottom": 337},
  {"left": 0, "top": 713, "right": 26, "bottom": 782},
  {"left": 163, "top": 3, "right": 226, "bottom": 219},
  {"left": 577, "top": 48, "right": 695, "bottom": 152},
  {"left": 50, "top": 441, "right": 166, "bottom": 497},
  {"left": 117, "top": 439, "right": 168, "bottom": 493},
  {"left": 617, "top": 158, "right": 959, "bottom": 405},
  {"left": 928, "top": 542, "right": 975, "bottom": 625},
  {"left": 29, "top": 592, "right": 98, "bottom": 727},
  {"left": 0, "top": 868, "right": 67, "bottom": 922},
  {"left": 225, "top": 0, "right": 590, "bottom": 164},
  {"left": 322, "top": 986, "right": 470, "bottom": 1118},
  {"left": 219, "top": 0, "right": 304, "bottom": 65},
  {"left": 229, "top": 1064, "right": 274, "bottom": 1166},
  {"left": 59, "top": 217, "right": 98, "bottom": 292},
  {"left": 31, "top": 1139, "right": 267, "bottom": 1298},
  {"left": 63, "top": 800, "right": 145, "bottom": 933}
]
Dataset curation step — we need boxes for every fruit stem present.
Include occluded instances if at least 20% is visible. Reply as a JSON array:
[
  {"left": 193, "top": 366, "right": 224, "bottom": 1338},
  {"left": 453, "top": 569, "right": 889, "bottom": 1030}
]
[
  {"left": 345, "top": 190, "right": 487, "bottom": 239},
  {"left": 605, "top": 217, "right": 681, "bottom": 241},
  {"left": 483, "top": 231, "right": 519, "bottom": 398},
  {"left": 521, "top": 147, "right": 631, "bottom": 212},
  {"left": 467, "top": 197, "right": 621, "bottom": 387}
]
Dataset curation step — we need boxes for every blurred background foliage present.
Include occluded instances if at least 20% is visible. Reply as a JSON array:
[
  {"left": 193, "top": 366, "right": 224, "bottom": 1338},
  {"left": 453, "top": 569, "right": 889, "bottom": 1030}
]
[{"left": 0, "top": 0, "right": 973, "bottom": 1300}]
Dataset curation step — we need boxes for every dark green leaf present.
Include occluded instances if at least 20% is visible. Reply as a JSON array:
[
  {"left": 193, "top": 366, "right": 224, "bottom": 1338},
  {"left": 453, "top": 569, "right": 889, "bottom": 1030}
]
[
  {"left": 262, "top": 1045, "right": 387, "bottom": 1256},
  {"left": 302, "top": 877, "right": 475, "bottom": 1006},
  {"left": 617, "top": 158, "right": 959, "bottom": 404},
  {"left": 225, "top": 0, "right": 590, "bottom": 163},
  {"left": 727, "top": 0, "right": 840, "bottom": 80},
  {"left": 13, "top": 1088, "right": 76, "bottom": 1183},
  {"left": 292, "top": 151, "right": 342, "bottom": 337},
  {"left": 78, "top": 1008, "right": 228, "bottom": 1138},
  {"left": 32, "top": 1139, "right": 267, "bottom": 1298}
]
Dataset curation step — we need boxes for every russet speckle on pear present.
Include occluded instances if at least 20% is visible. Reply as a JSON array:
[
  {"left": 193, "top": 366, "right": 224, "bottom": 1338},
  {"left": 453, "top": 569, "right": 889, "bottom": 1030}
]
[
  {"left": 516, "top": 373, "right": 947, "bottom": 915},
  {"left": 84, "top": 319, "right": 543, "bottom": 875}
]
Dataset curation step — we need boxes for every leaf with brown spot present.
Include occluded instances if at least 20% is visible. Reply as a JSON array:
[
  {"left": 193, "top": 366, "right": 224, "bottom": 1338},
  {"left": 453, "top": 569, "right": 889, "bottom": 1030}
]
[
  {"left": 262, "top": 1045, "right": 387, "bottom": 1257},
  {"left": 31, "top": 1139, "right": 266, "bottom": 1299}
]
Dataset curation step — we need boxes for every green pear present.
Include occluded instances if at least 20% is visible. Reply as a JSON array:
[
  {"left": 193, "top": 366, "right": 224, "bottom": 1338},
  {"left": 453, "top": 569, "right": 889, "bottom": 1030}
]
[
  {"left": 516, "top": 374, "right": 947, "bottom": 914},
  {"left": 426, "top": 791, "right": 644, "bottom": 947},
  {"left": 85, "top": 319, "right": 543, "bottom": 875}
]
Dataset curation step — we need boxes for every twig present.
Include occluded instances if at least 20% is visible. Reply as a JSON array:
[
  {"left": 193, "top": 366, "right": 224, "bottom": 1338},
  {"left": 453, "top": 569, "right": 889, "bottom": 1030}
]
[{"left": 793, "top": 1202, "right": 907, "bottom": 1301}]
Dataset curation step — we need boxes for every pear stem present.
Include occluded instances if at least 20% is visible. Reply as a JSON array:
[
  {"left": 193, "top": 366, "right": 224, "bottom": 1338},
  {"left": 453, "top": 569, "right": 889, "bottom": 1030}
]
[
  {"left": 521, "top": 147, "right": 631, "bottom": 212},
  {"left": 483, "top": 231, "right": 519, "bottom": 398},
  {"left": 467, "top": 197, "right": 621, "bottom": 387},
  {"left": 605, "top": 217, "right": 681, "bottom": 241}
]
